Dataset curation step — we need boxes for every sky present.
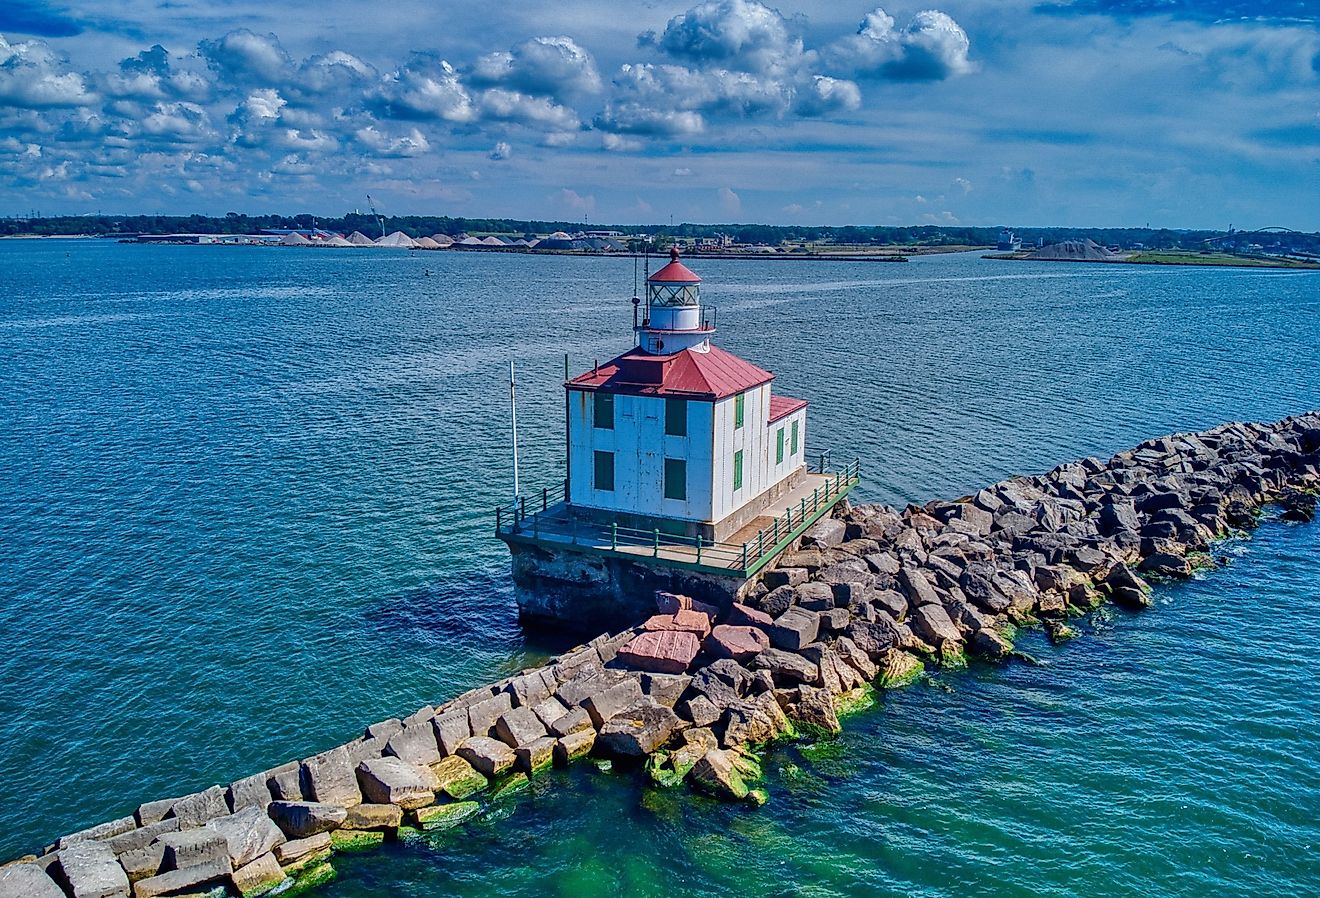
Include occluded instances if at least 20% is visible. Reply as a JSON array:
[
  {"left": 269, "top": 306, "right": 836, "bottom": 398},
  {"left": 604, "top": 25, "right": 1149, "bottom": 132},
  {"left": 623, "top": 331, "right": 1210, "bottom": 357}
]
[{"left": 0, "top": 0, "right": 1316, "bottom": 228}]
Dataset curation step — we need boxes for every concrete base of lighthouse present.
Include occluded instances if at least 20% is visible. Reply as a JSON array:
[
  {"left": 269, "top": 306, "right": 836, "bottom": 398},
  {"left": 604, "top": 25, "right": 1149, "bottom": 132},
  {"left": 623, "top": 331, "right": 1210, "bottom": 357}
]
[{"left": 507, "top": 541, "right": 756, "bottom": 632}]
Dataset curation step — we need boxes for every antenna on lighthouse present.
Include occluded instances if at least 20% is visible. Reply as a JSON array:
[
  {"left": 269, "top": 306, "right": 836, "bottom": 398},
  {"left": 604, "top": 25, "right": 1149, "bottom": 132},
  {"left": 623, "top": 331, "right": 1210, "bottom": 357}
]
[{"left": 509, "top": 359, "right": 521, "bottom": 508}]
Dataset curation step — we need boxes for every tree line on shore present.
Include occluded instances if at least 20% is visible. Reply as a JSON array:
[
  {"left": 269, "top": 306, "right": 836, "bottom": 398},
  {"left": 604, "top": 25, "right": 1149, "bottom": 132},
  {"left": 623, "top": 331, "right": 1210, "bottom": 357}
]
[{"left": 2, "top": 212, "right": 1317, "bottom": 254}]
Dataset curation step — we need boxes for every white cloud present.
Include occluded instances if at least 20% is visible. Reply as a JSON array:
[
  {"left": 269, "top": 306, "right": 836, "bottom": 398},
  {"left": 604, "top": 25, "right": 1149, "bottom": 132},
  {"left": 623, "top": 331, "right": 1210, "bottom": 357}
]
[
  {"left": 376, "top": 57, "right": 478, "bottom": 123},
  {"left": 356, "top": 125, "right": 430, "bottom": 157},
  {"left": 642, "top": 0, "right": 807, "bottom": 77},
  {"left": 479, "top": 88, "right": 579, "bottom": 130},
  {"left": 794, "top": 75, "right": 861, "bottom": 116},
  {"left": 827, "top": 8, "right": 974, "bottom": 81},
  {"left": 199, "top": 29, "right": 291, "bottom": 83},
  {"left": 471, "top": 36, "right": 602, "bottom": 99},
  {"left": 489, "top": 140, "right": 512, "bottom": 159},
  {"left": 718, "top": 185, "right": 742, "bottom": 215},
  {"left": 0, "top": 35, "right": 97, "bottom": 108}
]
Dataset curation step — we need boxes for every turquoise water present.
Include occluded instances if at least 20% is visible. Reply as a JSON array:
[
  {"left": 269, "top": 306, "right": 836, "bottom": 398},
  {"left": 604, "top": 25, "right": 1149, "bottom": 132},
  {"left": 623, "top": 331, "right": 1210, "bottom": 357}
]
[{"left": 1, "top": 241, "right": 1317, "bottom": 893}]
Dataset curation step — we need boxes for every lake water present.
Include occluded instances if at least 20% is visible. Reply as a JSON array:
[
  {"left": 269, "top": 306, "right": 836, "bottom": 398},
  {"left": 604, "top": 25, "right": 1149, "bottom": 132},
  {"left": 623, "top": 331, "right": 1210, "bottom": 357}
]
[{"left": 1, "top": 240, "right": 1316, "bottom": 894}]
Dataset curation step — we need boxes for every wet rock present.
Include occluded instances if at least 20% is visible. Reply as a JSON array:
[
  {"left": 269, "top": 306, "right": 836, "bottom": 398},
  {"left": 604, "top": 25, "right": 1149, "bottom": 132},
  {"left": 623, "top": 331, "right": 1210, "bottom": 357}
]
[
  {"left": 342, "top": 804, "right": 403, "bottom": 831},
  {"left": 970, "top": 627, "right": 1013, "bottom": 659},
  {"left": 790, "top": 685, "right": 841, "bottom": 736},
  {"left": 706, "top": 625, "right": 769, "bottom": 662},
  {"left": 430, "top": 756, "right": 487, "bottom": 800},
  {"left": 202, "top": 805, "right": 286, "bottom": 868},
  {"left": 515, "top": 736, "right": 557, "bottom": 774},
  {"left": 266, "top": 802, "right": 347, "bottom": 839},
  {"left": 909, "top": 603, "right": 963, "bottom": 649},
  {"left": 0, "top": 863, "right": 64, "bottom": 898},
  {"left": 719, "top": 693, "right": 792, "bottom": 748},
  {"left": 596, "top": 701, "right": 682, "bottom": 756},
  {"left": 616, "top": 630, "right": 702, "bottom": 675},
  {"left": 553, "top": 729, "right": 596, "bottom": 765},
  {"left": 456, "top": 736, "right": 516, "bottom": 778},
  {"left": 1280, "top": 489, "right": 1316, "bottom": 522},
  {"left": 272, "top": 833, "right": 330, "bottom": 866},
  {"left": 131, "top": 857, "right": 229, "bottom": 898},
  {"left": 689, "top": 749, "right": 748, "bottom": 801},
  {"left": 769, "top": 606, "right": 820, "bottom": 651},
  {"left": 55, "top": 842, "right": 129, "bottom": 898},
  {"left": 355, "top": 757, "right": 438, "bottom": 810},
  {"left": 494, "top": 706, "right": 548, "bottom": 749},
  {"left": 229, "top": 852, "right": 286, "bottom": 898},
  {"left": 410, "top": 802, "right": 479, "bottom": 832},
  {"left": 301, "top": 745, "right": 362, "bottom": 807},
  {"left": 1139, "top": 552, "right": 1193, "bottom": 578}
]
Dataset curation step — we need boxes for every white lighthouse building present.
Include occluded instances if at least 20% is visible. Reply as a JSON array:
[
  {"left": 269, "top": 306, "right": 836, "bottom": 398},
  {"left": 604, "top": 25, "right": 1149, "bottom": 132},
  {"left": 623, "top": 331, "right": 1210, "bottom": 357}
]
[
  {"left": 565, "top": 248, "right": 809, "bottom": 541},
  {"left": 497, "top": 246, "right": 858, "bottom": 623}
]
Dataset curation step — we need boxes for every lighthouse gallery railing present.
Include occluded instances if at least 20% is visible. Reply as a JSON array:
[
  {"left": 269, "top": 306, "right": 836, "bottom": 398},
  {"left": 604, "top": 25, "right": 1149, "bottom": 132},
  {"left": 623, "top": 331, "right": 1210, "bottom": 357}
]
[{"left": 494, "top": 456, "right": 861, "bottom": 578}]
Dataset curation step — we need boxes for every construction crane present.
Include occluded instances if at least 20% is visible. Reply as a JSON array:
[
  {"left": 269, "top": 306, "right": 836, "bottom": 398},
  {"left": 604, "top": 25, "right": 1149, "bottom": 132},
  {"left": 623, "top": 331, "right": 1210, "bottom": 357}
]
[{"left": 366, "top": 194, "right": 385, "bottom": 239}]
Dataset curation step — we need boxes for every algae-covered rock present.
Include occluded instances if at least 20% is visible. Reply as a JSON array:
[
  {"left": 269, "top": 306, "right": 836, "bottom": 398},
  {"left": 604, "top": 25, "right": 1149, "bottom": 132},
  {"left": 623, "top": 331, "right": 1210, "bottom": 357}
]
[
  {"left": 834, "top": 685, "right": 876, "bottom": 719},
  {"left": 230, "top": 852, "right": 287, "bottom": 898},
  {"left": 788, "top": 685, "right": 841, "bottom": 738},
  {"left": 690, "top": 749, "right": 748, "bottom": 801},
  {"left": 431, "top": 756, "right": 487, "bottom": 800},
  {"left": 554, "top": 729, "right": 596, "bottom": 766},
  {"left": 489, "top": 771, "right": 529, "bottom": 800},
  {"left": 744, "top": 787, "right": 770, "bottom": 807},
  {"left": 1044, "top": 619, "right": 1078, "bottom": 643},
  {"left": 877, "top": 651, "right": 924, "bottom": 688},
  {"left": 410, "top": 802, "right": 479, "bottom": 831},
  {"left": 329, "top": 830, "right": 385, "bottom": 852},
  {"left": 283, "top": 861, "right": 335, "bottom": 897}
]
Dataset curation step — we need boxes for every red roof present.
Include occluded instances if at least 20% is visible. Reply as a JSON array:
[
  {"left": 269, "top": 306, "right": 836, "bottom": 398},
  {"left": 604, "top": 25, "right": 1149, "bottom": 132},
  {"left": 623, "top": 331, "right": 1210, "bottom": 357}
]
[
  {"left": 768, "top": 394, "right": 808, "bottom": 423},
  {"left": 648, "top": 246, "right": 701, "bottom": 284},
  {"left": 567, "top": 344, "right": 773, "bottom": 400}
]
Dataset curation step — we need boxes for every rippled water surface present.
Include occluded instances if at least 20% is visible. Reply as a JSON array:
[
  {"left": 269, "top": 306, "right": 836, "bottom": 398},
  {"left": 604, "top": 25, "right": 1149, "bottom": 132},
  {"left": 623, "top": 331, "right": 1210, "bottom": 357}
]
[{"left": 1, "top": 241, "right": 1317, "bottom": 895}]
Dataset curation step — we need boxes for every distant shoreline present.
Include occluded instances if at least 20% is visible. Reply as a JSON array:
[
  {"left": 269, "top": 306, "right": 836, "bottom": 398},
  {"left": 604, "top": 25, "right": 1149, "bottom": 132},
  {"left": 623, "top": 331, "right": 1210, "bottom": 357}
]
[{"left": 983, "top": 251, "right": 1320, "bottom": 271}]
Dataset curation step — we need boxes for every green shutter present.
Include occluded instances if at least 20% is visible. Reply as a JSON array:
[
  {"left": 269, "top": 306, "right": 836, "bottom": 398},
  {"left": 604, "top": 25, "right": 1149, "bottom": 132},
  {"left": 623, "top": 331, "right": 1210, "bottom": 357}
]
[
  {"left": 734, "top": 393, "right": 745, "bottom": 429},
  {"left": 664, "top": 458, "right": 686, "bottom": 500},
  {"left": 593, "top": 392, "right": 614, "bottom": 430},
  {"left": 791, "top": 420, "right": 799, "bottom": 455},
  {"left": 776, "top": 427, "right": 784, "bottom": 464},
  {"left": 733, "top": 449, "right": 743, "bottom": 492},
  {"left": 593, "top": 450, "right": 614, "bottom": 491},
  {"left": 665, "top": 398, "right": 687, "bottom": 436}
]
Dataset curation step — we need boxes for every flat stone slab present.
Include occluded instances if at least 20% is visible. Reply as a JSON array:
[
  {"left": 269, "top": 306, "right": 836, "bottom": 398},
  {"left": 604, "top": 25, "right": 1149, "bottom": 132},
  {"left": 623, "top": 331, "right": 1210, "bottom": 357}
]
[
  {"left": 356, "top": 757, "right": 438, "bottom": 809},
  {"left": 616, "top": 631, "right": 701, "bottom": 675},
  {"left": 230, "top": 852, "right": 286, "bottom": 898},
  {"left": 515, "top": 736, "right": 557, "bottom": 774},
  {"left": 132, "top": 857, "right": 229, "bottom": 898},
  {"left": 0, "top": 863, "right": 65, "bottom": 898},
  {"left": 410, "top": 802, "right": 479, "bottom": 831},
  {"left": 384, "top": 723, "right": 442, "bottom": 767},
  {"left": 494, "top": 706, "right": 547, "bottom": 749},
  {"left": 642, "top": 610, "right": 712, "bottom": 637},
  {"left": 272, "top": 833, "right": 330, "bottom": 865},
  {"left": 159, "top": 829, "right": 229, "bottom": 871},
  {"left": 706, "top": 625, "right": 769, "bottom": 662},
  {"left": 170, "top": 787, "right": 229, "bottom": 830},
  {"left": 455, "top": 737, "right": 515, "bottom": 778},
  {"left": 342, "top": 804, "right": 404, "bottom": 831},
  {"left": 554, "top": 729, "right": 595, "bottom": 765}
]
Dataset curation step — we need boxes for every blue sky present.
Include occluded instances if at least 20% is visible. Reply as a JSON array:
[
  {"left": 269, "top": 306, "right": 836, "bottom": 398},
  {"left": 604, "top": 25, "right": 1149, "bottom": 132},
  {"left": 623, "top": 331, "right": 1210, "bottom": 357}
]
[{"left": 0, "top": 0, "right": 1316, "bottom": 227}]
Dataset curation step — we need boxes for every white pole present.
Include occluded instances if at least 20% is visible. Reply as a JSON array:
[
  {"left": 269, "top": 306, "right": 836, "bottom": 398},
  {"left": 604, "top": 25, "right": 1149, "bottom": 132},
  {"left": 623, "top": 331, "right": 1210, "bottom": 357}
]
[{"left": 509, "top": 359, "right": 521, "bottom": 506}]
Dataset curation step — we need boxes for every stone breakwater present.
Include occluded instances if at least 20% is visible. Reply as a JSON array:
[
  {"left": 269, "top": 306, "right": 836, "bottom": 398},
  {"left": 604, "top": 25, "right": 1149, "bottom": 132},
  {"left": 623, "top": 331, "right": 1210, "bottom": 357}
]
[{"left": 3, "top": 413, "right": 1319, "bottom": 898}]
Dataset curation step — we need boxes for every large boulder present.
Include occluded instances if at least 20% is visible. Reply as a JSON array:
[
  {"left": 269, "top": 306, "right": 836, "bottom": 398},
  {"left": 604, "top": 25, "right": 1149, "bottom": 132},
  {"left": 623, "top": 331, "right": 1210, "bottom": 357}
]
[
  {"left": 131, "top": 858, "right": 229, "bottom": 898},
  {"left": 266, "top": 802, "right": 347, "bottom": 839},
  {"left": 802, "top": 517, "right": 846, "bottom": 548},
  {"left": 384, "top": 722, "right": 443, "bottom": 767},
  {"left": 749, "top": 648, "right": 819, "bottom": 686},
  {"left": 726, "top": 603, "right": 774, "bottom": 629},
  {"left": 909, "top": 603, "right": 962, "bottom": 648},
  {"left": 719, "top": 693, "right": 792, "bottom": 748},
  {"left": 456, "top": 736, "right": 516, "bottom": 777},
  {"left": 844, "top": 615, "right": 899, "bottom": 660},
  {"left": 706, "top": 625, "right": 769, "bottom": 662},
  {"left": 582, "top": 678, "right": 646, "bottom": 727},
  {"left": 229, "top": 853, "right": 287, "bottom": 898},
  {"left": 202, "top": 805, "right": 286, "bottom": 868},
  {"left": 898, "top": 567, "right": 941, "bottom": 607},
  {"left": 616, "top": 631, "right": 701, "bottom": 674},
  {"left": 494, "top": 706, "right": 548, "bottom": 749},
  {"left": 467, "top": 693, "right": 514, "bottom": 738},
  {"left": 769, "top": 606, "right": 820, "bottom": 651},
  {"left": 689, "top": 749, "right": 749, "bottom": 800},
  {"left": 56, "top": 842, "right": 129, "bottom": 898},
  {"left": 300, "top": 746, "right": 362, "bottom": 807},
  {"left": 430, "top": 756, "right": 487, "bottom": 800},
  {"left": 790, "top": 685, "right": 841, "bottom": 736},
  {"left": 431, "top": 709, "right": 473, "bottom": 756},
  {"left": 0, "top": 864, "right": 64, "bottom": 898},
  {"left": 355, "top": 757, "right": 439, "bottom": 809},
  {"left": 595, "top": 701, "right": 682, "bottom": 756},
  {"left": 642, "top": 610, "right": 713, "bottom": 637},
  {"left": 158, "top": 829, "right": 229, "bottom": 872},
  {"left": 170, "top": 787, "right": 229, "bottom": 830}
]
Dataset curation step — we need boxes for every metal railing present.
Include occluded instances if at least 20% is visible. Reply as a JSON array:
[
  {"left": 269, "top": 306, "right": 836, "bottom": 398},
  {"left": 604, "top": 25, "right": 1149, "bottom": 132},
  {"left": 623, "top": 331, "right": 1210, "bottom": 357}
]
[{"left": 494, "top": 458, "right": 861, "bottom": 575}]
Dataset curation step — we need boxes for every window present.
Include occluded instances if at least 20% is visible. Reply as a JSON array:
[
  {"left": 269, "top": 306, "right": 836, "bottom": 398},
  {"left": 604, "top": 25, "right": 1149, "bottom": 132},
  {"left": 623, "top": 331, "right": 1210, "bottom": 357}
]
[
  {"left": 594, "top": 450, "right": 615, "bottom": 492},
  {"left": 664, "top": 458, "right": 686, "bottom": 501},
  {"left": 665, "top": 397, "right": 687, "bottom": 437},
  {"left": 593, "top": 392, "right": 614, "bottom": 430},
  {"left": 776, "top": 427, "right": 784, "bottom": 465},
  {"left": 733, "top": 450, "right": 744, "bottom": 492},
  {"left": 734, "top": 393, "right": 745, "bottom": 429},
  {"left": 791, "top": 420, "right": 799, "bottom": 455}
]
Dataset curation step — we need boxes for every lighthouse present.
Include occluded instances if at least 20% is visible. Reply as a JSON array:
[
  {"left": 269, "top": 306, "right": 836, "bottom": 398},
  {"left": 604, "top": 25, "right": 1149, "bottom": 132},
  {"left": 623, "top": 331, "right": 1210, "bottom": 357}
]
[{"left": 497, "top": 247, "right": 859, "bottom": 625}]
